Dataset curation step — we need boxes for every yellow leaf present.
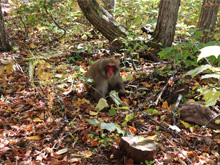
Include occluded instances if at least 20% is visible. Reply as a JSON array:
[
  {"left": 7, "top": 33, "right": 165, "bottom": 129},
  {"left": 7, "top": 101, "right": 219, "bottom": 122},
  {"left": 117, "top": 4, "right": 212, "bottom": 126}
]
[
  {"left": 158, "top": 65, "right": 166, "bottom": 71},
  {"left": 26, "top": 136, "right": 41, "bottom": 141},
  {"left": 192, "top": 86, "right": 198, "bottom": 90},
  {"left": 215, "top": 119, "right": 220, "bottom": 124},
  {"left": 6, "top": 64, "right": 13, "bottom": 73},
  {"left": 95, "top": 98, "right": 109, "bottom": 111},
  {"left": 180, "top": 120, "right": 191, "bottom": 128},
  {"left": 188, "top": 99, "right": 195, "bottom": 102},
  {"left": 33, "top": 118, "right": 43, "bottom": 122},
  {"left": 75, "top": 98, "right": 87, "bottom": 106},
  {"left": 162, "top": 101, "right": 168, "bottom": 109},
  {"left": 30, "top": 43, "right": 37, "bottom": 49},
  {"left": 147, "top": 135, "right": 158, "bottom": 140},
  {"left": 81, "top": 151, "right": 92, "bottom": 158},
  {"left": 89, "top": 111, "right": 98, "bottom": 116},
  {"left": 0, "top": 66, "right": 5, "bottom": 76}
]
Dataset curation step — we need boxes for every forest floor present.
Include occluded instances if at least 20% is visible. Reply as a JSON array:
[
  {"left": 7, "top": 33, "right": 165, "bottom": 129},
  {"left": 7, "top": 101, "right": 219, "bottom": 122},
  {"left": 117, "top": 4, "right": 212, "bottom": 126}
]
[
  {"left": 1, "top": 1, "right": 220, "bottom": 164},
  {"left": 1, "top": 44, "right": 220, "bottom": 164}
]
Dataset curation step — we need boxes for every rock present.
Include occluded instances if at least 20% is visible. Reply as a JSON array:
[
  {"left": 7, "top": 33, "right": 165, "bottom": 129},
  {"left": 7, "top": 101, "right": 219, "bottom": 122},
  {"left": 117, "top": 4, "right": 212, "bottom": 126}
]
[
  {"left": 179, "top": 102, "right": 220, "bottom": 129},
  {"left": 119, "top": 136, "right": 158, "bottom": 163}
]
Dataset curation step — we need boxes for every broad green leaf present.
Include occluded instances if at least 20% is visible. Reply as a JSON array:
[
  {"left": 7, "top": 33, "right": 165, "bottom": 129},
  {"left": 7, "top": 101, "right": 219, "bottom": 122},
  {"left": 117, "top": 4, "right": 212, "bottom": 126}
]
[
  {"left": 101, "top": 122, "right": 117, "bottom": 132},
  {"left": 100, "top": 122, "right": 125, "bottom": 135},
  {"left": 198, "top": 46, "right": 220, "bottom": 62},
  {"left": 125, "top": 113, "right": 134, "bottom": 122},
  {"left": 203, "top": 90, "right": 220, "bottom": 106},
  {"left": 109, "top": 90, "right": 122, "bottom": 106},
  {"left": 146, "top": 109, "right": 159, "bottom": 115},
  {"left": 122, "top": 113, "right": 134, "bottom": 127},
  {"left": 115, "top": 124, "right": 125, "bottom": 136},
  {"left": 109, "top": 109, "right": 116, "bottom": 116},
  {"left": 185, "top": 65, "right": 210, "bottom": 78},
  {"left": 87, "top": 119, "right": 100, "bottom": 126},
  {"left": 201, "top": 74, "right": 220, "bottom": 80},
  {"left": 95, "top": 98, "right": 109, "bottom": 111}
]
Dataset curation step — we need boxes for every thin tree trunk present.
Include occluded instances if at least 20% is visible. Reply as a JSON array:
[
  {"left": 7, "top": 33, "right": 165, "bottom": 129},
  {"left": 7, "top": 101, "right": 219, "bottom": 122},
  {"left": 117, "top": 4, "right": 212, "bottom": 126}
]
[
  {"left": 197, "top": 0, "right": 220, "bottom": 43},
  {"left": 0, "top": 0, "right": 12, "bottom": 52},
  {"left": 152, "top": 0, "right": 181, "bottom": 47},
  {"left": 77, "top": 0, "right": 127, "bottom": 49}
]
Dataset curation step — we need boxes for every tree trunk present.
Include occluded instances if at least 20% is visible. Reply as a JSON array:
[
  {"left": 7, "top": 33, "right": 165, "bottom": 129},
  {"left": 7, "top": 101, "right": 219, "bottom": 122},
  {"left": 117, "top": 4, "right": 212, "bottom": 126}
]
[
  {"left": 102, "top": 0, "right": 116, "bottom": 16},
  {"left": 77, "top": 0, "right": 127, "bottom": 49},
  {"left": 0, "top": 1, "right": 12, "bottom": 52},
  {"left": 197, "top": 0, "right": 220, "bottom": 43},
  {"left": 152, "top": 0, "right": 181, "bottom": 47}
]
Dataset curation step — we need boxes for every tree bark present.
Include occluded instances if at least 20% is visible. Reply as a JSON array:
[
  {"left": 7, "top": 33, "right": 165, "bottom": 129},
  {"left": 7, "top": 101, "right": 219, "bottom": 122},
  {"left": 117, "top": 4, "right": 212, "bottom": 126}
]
[
  {"left": 197, "top": 0, "right": 220, "bottom": 43},
  {"left": 0, "top": 0, "right": 12, "bottom": 52},
  {"left": 102, "top": 0, "right": 116, "bottom": 16},
  {"left": 77, "top": 0, "right": 127, "bottom": 49},
  {"left": 152, "top": 0, "right": 181, "bottom": 47}
]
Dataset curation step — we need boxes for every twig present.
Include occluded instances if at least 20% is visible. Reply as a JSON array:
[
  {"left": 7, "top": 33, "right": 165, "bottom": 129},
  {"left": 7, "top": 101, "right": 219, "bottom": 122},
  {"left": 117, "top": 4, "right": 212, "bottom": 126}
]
[
  {"left": 161, "top": 133, "right": 193, "bottom": 164},
  {"left": 43, "top": 0, "right": 66, "bottom": 42},
  {"left": 198, "top": 113, "right": 220, "bottom": 135},
  {"left": 130, "top": 53, "right": 137, "bottom": 72},
  {"left": 139, "top": 113, "right": 194, "bottom": 149},
  {"left": 155, "top": 71, "right": 177, "bottom": 105},
  {"left": 19, "top": 17, "right": 28, "bottom": 38},
  {"left": 173, "top": 94, "right": 182, "bottom": 125}
]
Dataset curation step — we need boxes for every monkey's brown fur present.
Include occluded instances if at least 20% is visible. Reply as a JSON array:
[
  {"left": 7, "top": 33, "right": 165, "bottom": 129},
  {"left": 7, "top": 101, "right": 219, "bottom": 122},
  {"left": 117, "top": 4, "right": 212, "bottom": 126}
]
[{"left": 85, "top": 58, "right": 125, "bottom": 101}]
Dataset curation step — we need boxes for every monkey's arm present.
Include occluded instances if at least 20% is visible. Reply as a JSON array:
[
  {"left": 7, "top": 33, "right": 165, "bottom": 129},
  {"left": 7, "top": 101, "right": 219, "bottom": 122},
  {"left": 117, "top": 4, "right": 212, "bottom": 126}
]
[{"left": 110, "top": 75, "right": 125, "bottom": 93}]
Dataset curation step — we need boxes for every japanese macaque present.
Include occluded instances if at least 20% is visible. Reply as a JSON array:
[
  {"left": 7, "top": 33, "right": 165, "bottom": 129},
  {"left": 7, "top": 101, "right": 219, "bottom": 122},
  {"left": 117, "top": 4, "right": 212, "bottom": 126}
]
[{"left": 85, "top": 58, "right": 125, "bottom": 101}]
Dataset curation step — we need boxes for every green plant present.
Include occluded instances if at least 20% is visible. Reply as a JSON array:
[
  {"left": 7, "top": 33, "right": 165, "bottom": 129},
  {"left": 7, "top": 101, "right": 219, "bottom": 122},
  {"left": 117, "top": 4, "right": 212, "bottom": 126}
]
[
  {"left": 155, "top": 67, "right": 174, "bottom": 77},
  {"left": 146, "top": 109, "right": 159, "bottom": 115},
  {"left": 87, "top": 119, "right": 126, "bottom": 136},
  {"left": 185, "top": 45, "right": 220, "bottom": 106},
  {"left": 158, "top": 36, "right": 220, "bottom": 68},
  {"left": 140, "top": 160, "right": 154, "bottom": 165}
]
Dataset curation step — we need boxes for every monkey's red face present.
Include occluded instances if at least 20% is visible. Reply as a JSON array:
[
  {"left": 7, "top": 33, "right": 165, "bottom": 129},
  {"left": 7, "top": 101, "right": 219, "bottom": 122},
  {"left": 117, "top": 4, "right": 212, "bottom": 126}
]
[{"left": 106, "top": 65, "right": 115, "bottom": 77}]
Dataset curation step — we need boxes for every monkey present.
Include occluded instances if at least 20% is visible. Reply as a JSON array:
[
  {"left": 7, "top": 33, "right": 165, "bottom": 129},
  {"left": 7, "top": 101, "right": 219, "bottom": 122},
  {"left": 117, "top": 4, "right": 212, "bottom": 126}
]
[{"left": 85, "top": 58, "right": 125, "bottom": 101}]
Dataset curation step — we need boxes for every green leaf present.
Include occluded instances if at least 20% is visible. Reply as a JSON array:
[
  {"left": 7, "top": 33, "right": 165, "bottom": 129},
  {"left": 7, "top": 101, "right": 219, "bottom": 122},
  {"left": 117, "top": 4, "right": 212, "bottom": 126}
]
[
  {"left": 115, "top": 106, "right": 129, "bottom": 110},
  {"left": 87, "top": 119, "right": 100, "bottom": 126},
  {"left": 201, "top": 74, "right": 220, "bottom": 80},
  {"left": 109, "top": 90, "right": 122, "bottom": 106},
  {"left": 198, "top": 46, "right": 220, "bottom": 62},
  {"left": 122, "top": 113, "right": 134, "bottom": 127},
  {"left": 115, "top": 124, "right": 125, "bottom": 136},
  {"left": 203, "top": 90, "right": 220, "bottom": 106},
  {"left": 146, "top": 109, "right": 159, "bottom": 115},
  {"left": 185, "top": 65, "right": 210, "bottom": 78},
  {"left": 101, "top": 122, "right": 116, "bottom": 132},
  {"left": 109, "top": 109, "right": 116, "bottom": 116},
  {"left": 125, "top": 113, "right": 134, "bottom": 122},
  {"left": 100, "top": 122, "right": 125, "bottom": 135},
  {"left": 95, "top": 98, "right": 109, "bottom": 111}
]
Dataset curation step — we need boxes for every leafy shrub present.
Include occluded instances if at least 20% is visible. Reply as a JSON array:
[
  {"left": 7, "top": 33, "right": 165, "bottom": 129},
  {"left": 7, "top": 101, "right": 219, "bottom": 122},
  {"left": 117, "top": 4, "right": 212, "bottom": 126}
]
[
  {"left": 185, "top": 45, "right": 220, "bottom": 106},
  {"left": 158, "top": 32, "right": 220, "bottom": 68}
]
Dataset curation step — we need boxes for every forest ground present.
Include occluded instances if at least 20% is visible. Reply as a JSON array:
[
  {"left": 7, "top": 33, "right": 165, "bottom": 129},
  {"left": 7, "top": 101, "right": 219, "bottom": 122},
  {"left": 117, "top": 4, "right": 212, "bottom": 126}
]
[{"left": 1, "top": 1, "right": 220, "bottom": 164}]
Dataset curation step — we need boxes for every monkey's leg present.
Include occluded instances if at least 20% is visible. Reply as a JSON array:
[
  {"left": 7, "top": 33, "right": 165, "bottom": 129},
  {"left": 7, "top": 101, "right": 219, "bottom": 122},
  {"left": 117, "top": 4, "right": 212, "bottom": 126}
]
[{"left": 94, "top": 79, "right": 109, "bottom": 101}]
